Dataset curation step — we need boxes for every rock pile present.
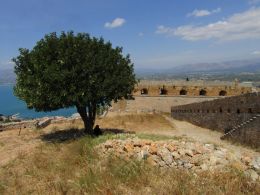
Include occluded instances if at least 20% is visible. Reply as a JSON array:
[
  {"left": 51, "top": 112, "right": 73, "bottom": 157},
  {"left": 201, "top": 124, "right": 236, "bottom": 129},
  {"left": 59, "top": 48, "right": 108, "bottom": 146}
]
[{"left": 97, "top": 137, "right": 260, "bottom": 181}]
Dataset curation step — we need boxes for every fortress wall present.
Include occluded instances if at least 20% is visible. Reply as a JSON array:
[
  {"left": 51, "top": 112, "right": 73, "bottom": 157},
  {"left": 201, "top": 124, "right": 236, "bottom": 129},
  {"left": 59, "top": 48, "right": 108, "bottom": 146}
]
[
  {"left": 229, "top": 118, "right": 260, "bottom": 148},
  {"left": 171, "top": 93, "right": 260, "bottom": 147},
  {"left": 133, "top": 85, "right": 252, "bottom": 97},
  {"left": 133, "top": 80, "right": 252, "bottom": 97}
]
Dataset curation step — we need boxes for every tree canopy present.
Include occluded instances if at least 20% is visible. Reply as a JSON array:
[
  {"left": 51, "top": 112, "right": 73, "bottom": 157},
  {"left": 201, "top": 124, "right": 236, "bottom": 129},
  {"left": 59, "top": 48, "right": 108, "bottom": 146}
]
[{"left": 13, "top": 31, "right": 136, "bottom": 133}]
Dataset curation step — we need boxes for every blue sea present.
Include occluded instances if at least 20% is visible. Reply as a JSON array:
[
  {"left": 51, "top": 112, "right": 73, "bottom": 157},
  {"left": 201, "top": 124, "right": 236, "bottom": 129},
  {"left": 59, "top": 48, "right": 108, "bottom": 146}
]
[{"left": 0, "top": 85, "right": 76, "bottom": 119}]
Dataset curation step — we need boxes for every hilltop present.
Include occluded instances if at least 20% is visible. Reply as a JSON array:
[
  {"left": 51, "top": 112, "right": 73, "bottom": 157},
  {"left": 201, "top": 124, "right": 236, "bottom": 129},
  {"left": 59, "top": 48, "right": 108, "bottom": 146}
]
[{"left": 0, "top": 112, "right": 259, "bottom": 194}]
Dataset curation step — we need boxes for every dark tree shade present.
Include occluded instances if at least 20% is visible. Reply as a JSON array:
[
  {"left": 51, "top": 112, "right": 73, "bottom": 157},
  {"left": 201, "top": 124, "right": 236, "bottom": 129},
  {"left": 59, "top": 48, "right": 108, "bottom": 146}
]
[{"left": 13, "top": 31, "right": 136, "bottom": 133}]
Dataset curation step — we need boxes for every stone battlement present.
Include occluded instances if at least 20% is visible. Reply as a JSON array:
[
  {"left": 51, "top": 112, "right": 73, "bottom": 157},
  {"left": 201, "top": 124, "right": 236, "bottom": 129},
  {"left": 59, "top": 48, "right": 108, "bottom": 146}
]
[
  {"left": 171, "top": 92, "right": 260, "bottom": 147},
  {"left": 133, "top": 80, "right": 253, "bottom": 97}
]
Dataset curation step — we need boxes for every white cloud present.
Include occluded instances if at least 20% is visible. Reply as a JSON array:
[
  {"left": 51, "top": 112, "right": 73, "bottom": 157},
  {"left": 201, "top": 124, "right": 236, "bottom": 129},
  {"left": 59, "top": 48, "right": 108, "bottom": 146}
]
[
  {"left": 187, "top": 8, "right": 221, "bottom": 17},
  {"left": 252, "top": 50, "right": 260, "bottom": 55},
  {"left": 156, "top": 8, "right": 260, "bottom": 41},
  {"left": 104, "top": 18, "right": 126, "bottom": 29}
]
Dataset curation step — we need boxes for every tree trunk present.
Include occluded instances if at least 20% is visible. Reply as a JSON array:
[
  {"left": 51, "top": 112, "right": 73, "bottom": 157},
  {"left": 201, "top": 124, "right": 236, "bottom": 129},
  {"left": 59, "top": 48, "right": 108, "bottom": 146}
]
[{"left": 76, "top": 103, "right": 96, "bottom": 135}]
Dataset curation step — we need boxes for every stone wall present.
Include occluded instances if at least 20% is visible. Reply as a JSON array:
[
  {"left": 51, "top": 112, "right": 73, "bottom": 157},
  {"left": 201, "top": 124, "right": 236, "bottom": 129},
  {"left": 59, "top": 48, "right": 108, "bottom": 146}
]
[
  {"left": 171, "top": 93, "right": 260, "bottom": 147},
  {"left": 133, "top": 80, "right": 253, "bottom": 97}
]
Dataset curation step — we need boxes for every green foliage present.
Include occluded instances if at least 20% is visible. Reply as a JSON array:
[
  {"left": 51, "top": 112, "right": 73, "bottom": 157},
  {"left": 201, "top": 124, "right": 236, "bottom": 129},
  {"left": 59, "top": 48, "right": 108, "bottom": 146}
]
[
  {"left": 13, "top": 31, "right": 136, "bottom": 132},
  {"left": 136, "top": 133, "right": 182, "bottom": 141}
]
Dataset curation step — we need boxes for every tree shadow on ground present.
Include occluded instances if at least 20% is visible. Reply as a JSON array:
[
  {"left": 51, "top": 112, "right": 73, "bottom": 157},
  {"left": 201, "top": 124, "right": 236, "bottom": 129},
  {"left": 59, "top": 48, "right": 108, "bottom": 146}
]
[
  {"left": 102, "top": 128, "right": 134, "bottom": 135},
  {"left": 40, "top": 128, "right": 135, "bottom": 143}
]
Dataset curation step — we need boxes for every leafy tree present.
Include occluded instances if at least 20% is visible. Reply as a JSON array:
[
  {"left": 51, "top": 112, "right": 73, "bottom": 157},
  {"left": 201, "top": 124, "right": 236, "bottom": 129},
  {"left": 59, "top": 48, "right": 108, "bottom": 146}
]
[{"left": 13, "top": 31, "right": 136, "bottom": 134}]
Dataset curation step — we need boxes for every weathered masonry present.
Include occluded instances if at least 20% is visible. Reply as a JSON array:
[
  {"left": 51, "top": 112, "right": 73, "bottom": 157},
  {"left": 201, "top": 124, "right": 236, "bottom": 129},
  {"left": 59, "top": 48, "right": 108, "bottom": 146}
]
[
  {"left": 171, "top": 93, "right": 260, "bottom": 147},
  {"left": 133, "top": 80, "right": 253, "bottom": 97}
]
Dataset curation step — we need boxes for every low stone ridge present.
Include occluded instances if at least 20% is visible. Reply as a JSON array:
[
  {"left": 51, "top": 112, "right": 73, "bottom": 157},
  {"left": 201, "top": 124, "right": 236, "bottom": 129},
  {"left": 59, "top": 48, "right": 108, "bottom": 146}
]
[
  {"left": 97, "top": 137, "right": 260, "bottom": 181},
  {"left": 0, "top": 114, "right": 80, "bottom": 131}
]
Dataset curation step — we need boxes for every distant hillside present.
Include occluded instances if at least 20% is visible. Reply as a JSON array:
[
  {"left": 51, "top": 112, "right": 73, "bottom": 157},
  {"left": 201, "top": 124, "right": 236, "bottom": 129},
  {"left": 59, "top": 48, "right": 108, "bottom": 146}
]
[
  {"left": 136, "top": 58, "right": 260, "bottom": 76},
  {"left": 170, "top": 59, "right": 260, "bottom": 74},
  {"left": 1, "top": 58, "right": 260, "bottom": 85},
  {"left": 0, "top": 69, "right": 16, "bottom": 84}
]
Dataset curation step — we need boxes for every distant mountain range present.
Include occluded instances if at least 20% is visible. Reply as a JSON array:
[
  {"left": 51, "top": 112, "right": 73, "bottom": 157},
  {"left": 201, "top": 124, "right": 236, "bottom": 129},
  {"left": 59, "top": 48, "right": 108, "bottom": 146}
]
[
  {"left": 136, "top": 58, "right": 260, "bottom": 75},
  {"left": 0, "top": 58, "right": 259, "bottom": 84},
  {"left": 170, "top": 59, "right": 260, "bottom": 74}
]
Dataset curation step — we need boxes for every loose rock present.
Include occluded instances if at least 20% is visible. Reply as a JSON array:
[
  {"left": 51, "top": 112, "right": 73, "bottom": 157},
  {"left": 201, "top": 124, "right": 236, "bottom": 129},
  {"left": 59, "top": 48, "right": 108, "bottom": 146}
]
[{"left": 96, "top": 136, "right": 260, "bottom": 181}]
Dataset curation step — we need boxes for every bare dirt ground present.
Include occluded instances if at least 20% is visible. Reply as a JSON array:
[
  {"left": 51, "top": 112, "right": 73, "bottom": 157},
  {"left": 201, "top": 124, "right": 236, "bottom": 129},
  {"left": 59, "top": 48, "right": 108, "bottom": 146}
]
[
  {"left": 0, "top": 112, "right": 259, "bottom": 167},
  {"left": 112, "top": 96, "right": 218, "bottom": 113}
]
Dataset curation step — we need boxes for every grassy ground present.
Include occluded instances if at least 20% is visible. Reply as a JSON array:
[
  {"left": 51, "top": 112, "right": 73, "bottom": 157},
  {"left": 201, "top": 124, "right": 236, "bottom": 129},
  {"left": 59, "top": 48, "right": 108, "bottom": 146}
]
[
  {"left": 0, "top": 113, "right": 174, "bottom": 167},
  {"left": 0, "top": 132, "right": 259, "bottom": 195},
  {"left": 0, "top": 113, "right": 259, "bottom": 194},
  {"left": 45, "top": 113, "right": 174, "bottom": 134}
]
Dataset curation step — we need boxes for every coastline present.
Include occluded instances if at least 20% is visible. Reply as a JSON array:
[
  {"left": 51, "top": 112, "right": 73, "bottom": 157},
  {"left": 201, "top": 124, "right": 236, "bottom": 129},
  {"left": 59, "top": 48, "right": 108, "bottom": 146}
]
[
  {"left": 0, "top": 83, "right": 15, "bottom": 86},
  {"left": 0, "top": 85, "right": 76, "bottom": 119}
]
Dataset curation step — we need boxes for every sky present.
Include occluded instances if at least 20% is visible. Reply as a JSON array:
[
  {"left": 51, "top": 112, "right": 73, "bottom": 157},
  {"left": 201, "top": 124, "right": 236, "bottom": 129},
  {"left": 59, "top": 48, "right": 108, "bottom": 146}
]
[{"left": 0, "top": 0, "right": 260, "bottom": 70}]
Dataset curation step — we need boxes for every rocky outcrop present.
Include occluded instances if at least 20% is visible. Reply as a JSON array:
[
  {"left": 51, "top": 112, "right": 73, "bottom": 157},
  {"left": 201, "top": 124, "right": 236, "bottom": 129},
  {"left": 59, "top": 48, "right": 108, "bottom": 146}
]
[
  {"left": 35, "top": 118, "right": 52, "bottom": 129},
  {"left": 0, "top": 114, "right": 21, "bottom": 123},
  {"left": 0, "top": 116, "right": 68, "bottom": 131},
  {"left": 97, "top": 137, "right": 260, "bottom": 181},
  {"left": 0, "top": 120, "right": 37, "bottom": 131}
]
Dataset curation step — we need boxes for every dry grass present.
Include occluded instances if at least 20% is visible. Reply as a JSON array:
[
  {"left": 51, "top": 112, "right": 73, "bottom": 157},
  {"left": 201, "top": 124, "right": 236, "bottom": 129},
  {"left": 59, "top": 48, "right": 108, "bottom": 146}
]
[
  {"left": 43, "top": 113, "right": 174, "bottom": 134},
  {"left": 0, "top": 113, "right": 259, "bottom": 194},
  {"left": 98, "top": 113, "right": 174, "bottom": 133},
  {"left": 0, "top": 113, "right": 173, "bottom": 167},
  {"left": 44, "top": 119, "right": 84, "bottom": 132},
  {"left": 0, "top": 133, "right": 259, "bottom": 195}
]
